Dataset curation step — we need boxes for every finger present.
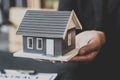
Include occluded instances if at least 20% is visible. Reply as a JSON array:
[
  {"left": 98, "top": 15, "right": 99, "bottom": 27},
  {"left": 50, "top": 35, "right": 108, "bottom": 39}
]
[
  {"left": 50, "top": 60, "right": 56, "bottom": 63},
  {"left": 70, "top": 51, "right": 98, "bottom": 62},
  {"left": 79, "top": 38, "right": 101, "bottom": 55}
]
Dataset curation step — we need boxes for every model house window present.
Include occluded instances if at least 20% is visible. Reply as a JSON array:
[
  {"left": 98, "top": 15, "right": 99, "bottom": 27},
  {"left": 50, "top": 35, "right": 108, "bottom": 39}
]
[
  {"left": 36, "top": 38, "right": 43, "bottom": 50},
  {"left": 27, "top": 37, "right": 33, "bottom": 49},
  {"left": 68, "top": 33, "right": 72, "bottom": 46}
]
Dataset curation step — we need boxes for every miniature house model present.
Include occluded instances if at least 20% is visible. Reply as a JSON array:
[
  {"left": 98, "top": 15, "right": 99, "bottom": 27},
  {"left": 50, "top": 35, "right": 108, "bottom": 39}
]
[{"left": 16, "top": 10, "right": 82, "bottom": 57}]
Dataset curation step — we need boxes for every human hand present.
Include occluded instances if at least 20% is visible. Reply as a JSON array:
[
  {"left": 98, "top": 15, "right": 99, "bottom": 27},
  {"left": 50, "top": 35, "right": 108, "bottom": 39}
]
[{"left": 70, "top": 30, "right": 106, "bottom": 63}]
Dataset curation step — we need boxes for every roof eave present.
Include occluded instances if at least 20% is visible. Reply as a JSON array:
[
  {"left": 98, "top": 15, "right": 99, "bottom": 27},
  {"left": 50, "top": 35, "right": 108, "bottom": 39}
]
[{"left": 63, "top": 10, "right": 82, "bottom": 40}]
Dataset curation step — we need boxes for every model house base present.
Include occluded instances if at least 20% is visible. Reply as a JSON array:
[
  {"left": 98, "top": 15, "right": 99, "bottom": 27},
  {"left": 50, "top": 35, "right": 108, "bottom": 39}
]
[{"left": 13, "top": 49, "right": 79, "bottom": 61}]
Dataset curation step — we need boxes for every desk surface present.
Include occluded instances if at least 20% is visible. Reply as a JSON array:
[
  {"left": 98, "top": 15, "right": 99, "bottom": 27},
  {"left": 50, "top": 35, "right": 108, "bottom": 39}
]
[
  {"left": 0, "top": 52, "right": 84, "bottom": 80},
  {"left": 0, "top": 51, "right": 119, "bottom": 80}
]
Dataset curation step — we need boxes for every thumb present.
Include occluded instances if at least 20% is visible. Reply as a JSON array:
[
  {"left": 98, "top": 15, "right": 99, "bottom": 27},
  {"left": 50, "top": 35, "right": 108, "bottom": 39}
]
[{"left": 79, "top": 39, "right": 100, "bottom": 55}]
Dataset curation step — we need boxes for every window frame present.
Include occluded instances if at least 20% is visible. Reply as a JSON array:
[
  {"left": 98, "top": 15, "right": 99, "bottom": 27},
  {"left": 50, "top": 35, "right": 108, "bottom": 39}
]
[
  {"left": 27, "top": 37, "right": 33, "bottom": 49},
  {"left": 36, "top": 38, "right": 43, "bottom": 50},
  {"left": 68, "top": 33, "right": 72, "bottom": 46}
]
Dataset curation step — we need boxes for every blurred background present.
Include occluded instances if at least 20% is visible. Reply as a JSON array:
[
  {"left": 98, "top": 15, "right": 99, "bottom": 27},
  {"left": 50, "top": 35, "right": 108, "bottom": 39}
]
[{"left": 0, "top": 0, "right": 59, "bottom": 54}]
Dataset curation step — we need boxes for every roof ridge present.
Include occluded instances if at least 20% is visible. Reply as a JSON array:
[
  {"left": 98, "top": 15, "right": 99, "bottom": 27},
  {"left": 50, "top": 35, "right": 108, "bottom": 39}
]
[{"left": 27, "top": 10, "right": 72, "bottom": 12}]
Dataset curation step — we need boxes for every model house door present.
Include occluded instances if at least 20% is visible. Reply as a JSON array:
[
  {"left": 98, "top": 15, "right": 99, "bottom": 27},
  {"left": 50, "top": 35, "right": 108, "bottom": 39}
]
[{"left": 46, "top": 39, "right": 54, "bottom": 56}]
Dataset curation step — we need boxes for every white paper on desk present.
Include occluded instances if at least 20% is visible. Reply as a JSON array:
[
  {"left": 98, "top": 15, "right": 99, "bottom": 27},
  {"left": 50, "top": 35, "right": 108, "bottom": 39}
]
[
  {"left": 0, "top": 72, "right": 57, "bottom": 80},
  {"left": 36, "top": 73, "right": 57, "bottom": 80}
]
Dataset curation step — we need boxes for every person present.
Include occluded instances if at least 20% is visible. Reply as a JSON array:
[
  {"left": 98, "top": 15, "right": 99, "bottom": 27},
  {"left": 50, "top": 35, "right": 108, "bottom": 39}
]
[
  {"left": 58, "top": 0, "right": 120, "bottom": 64},
  {"left": 32, "top": 1, "right": 119, "bottom": 79}
]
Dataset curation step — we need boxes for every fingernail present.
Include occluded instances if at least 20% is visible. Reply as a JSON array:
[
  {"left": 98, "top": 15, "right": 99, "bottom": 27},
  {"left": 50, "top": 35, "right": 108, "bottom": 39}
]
[{"left": 52, "top": 61, "right": 56, "bottom": 63}]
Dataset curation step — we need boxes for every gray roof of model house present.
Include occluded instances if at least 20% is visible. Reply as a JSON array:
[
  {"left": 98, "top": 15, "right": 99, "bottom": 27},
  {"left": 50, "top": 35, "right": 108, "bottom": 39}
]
[{"left": 16, "top": 10, "right": 82, "bottom": 39}]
